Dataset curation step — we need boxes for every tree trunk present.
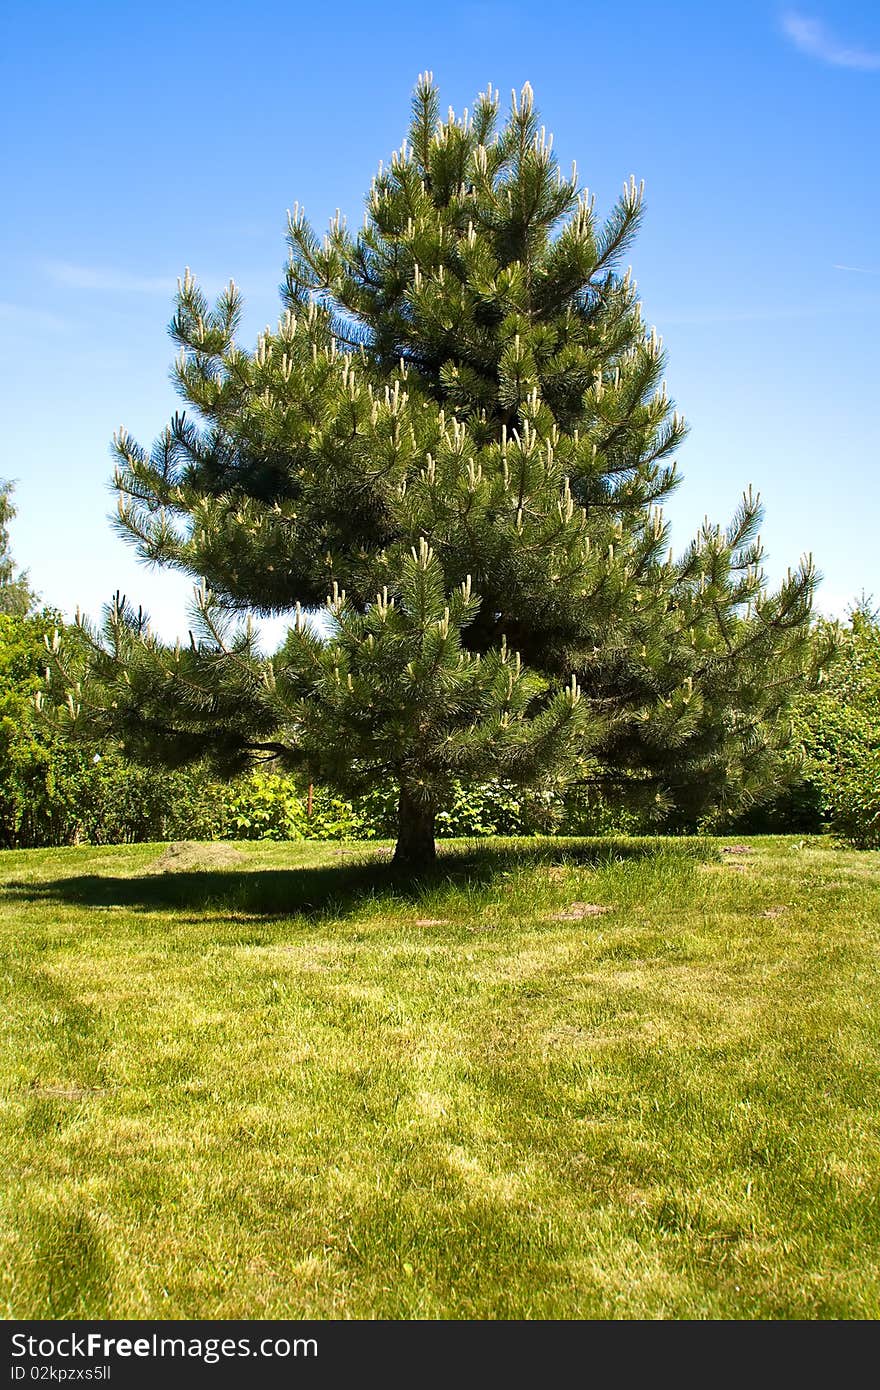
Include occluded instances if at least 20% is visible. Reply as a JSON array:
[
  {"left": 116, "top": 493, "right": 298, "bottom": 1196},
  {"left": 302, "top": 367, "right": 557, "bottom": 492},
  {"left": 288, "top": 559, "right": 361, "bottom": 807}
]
[{"left": 393, "top": 785, "right": 437, "bottom": 866}]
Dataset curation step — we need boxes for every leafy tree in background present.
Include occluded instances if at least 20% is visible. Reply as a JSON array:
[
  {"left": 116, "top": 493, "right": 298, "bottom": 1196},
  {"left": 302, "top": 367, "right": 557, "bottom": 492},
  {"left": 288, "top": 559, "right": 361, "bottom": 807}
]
[
  {"left": 728, "top": 601, "right": 879, "bottom": 847},
  {"left": 0, "top": 488, "right": 61, "bottom": 846},
  {"left": 47, "top": 78, "right": 821, "bottom": 864},
  {"left": 0, "top": 609, "right": 67, "bottom": 847},
  {"left": 0, "top": 503, "right": 215, "bottom": 848},
  {"left": 794, "top": 604, "right": 880, "bottom": 847},
  {"left": 0, "top": 609, "right": 163, "bottom": 848},
  {"left": 0, "top": 482, "right": 35, "bottom": 618}
]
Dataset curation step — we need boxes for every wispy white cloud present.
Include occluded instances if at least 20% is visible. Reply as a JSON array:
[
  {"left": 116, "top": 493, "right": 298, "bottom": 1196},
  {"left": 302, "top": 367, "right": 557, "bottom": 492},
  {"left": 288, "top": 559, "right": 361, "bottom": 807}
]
[
  {"left": 833, "top": 263, "right": 880, "bottom": 275},
  {"left": 781, "top": 10, "right": 880, "bottom": 70},
  {"left": 44, "top": 261, "right": 177, "bottom": 293}
]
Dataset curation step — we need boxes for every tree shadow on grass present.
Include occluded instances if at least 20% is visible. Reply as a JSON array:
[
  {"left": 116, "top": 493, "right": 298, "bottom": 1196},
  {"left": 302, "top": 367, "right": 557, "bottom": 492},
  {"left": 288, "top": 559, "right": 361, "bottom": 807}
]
[{"left": 2, "top": 836, "right": 712, "bottom": 922}]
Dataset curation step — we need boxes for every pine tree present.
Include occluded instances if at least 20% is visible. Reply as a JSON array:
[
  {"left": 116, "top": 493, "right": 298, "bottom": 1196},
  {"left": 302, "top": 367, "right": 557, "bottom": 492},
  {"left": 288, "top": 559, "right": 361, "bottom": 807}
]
[{"left": 47, "top": 78, "right": 820, "bottom": 863}]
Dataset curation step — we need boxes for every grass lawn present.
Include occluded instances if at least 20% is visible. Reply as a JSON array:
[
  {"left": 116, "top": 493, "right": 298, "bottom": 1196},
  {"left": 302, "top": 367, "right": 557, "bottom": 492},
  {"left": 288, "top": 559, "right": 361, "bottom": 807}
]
[{"left": 1, "top": 833, "right": 879, "bottom": 1320}]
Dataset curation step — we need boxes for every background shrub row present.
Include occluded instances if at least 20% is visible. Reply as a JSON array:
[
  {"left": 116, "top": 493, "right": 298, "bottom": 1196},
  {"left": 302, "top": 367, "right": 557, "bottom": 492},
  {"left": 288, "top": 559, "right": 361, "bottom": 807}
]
[{"left": 1, "top": 609, "right": 878, "bottom": 849}]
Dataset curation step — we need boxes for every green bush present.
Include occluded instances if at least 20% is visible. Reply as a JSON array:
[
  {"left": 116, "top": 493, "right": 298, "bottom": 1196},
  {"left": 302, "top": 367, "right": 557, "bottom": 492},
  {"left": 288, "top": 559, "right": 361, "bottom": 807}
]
[
  {"left": 74, "top": 756, "right": 226, "bottom": 845},
  {"left": 216, "top": 774, "right": 368, "bottom": 842},
  {"left": 734, "top": 607, "right": 880, "bottom": 848},
  {"left": 0, "top": 613, "right": 224, "bottom": 846},
  {"left": 796, "top": 610, "right": 880, "bottom": 848},
  {"left": 216, "top": 772, "right": 307, "bottom": 841},
  {"left": 561, "top": 785, "right": 650, "bottom": 837}
]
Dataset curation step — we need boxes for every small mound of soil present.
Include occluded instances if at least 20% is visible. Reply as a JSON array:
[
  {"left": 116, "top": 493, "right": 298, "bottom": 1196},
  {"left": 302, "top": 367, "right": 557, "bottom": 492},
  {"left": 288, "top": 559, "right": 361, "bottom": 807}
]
[
  {"left": 147, "top": 842, "right": 248, "bottom": 874},
  {"left": 721, "top": 845, "right": 754, "bottom": 855},
  {"left": 552, "top": 902, "right": 611, "bottom": 921}
]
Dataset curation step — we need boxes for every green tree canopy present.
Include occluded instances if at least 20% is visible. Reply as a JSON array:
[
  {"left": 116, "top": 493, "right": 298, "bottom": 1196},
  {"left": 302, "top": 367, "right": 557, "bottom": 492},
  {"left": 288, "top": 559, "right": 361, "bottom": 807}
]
[
  {"left": 0, "top": 482, "right": 35, "bottom": 618},
  {"left": 792, "top": 602, "right": 880, "bottom": 847},
  {"left": 47, "top": 78, "right": 820, "bottom": 863}
]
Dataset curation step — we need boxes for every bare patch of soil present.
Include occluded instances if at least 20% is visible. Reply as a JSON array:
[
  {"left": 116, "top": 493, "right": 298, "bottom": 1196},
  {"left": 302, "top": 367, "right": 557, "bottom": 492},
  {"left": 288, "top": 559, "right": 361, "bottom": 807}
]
[
  {"left": 147, "top": 842, "right": 248, "bottom": 874},
  {"left": 551, "top": 902, "right": 612, "bottom": 921}
]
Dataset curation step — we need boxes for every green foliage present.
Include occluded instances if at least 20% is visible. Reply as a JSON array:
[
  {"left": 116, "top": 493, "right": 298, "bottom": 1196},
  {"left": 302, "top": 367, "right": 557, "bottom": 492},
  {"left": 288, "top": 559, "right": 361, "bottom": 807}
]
[
  {"left": 724, "top": 605, "right": 880, "bottom": 847},
  {"left": 1, "top": 607, "right": 572, "bottom": 848},
  {"left": 0, "top": 610, "right": 73, "bottom": 848},
  {"left": 561, "top": 783, "right": 651, "bottom": 837},
  {"left": 75, "top": 756, "right": 227, "bottom": 845},
  {"left": 795, "top": 608, "right": 880, "bottom": 848},
  {"left": 0, "top": 482, "right": 35, "bottom": 618},
  {"left": 217, "top": 773, "right": 368, "bottom": 842},
  {"left": 0, "top": 610, "right": 226, "bottom": 847},
  {"left": 44, "top": 79, "right": 819, "bottom": 861},
  {"left": 215, "top": 773, "right": 640, "bottom": 843},
  {"left": 434, "top": 778, "right": 551, "bottom": 837},
  {"left": 217, "top": 771, "right": 307, "bottom": 841}
]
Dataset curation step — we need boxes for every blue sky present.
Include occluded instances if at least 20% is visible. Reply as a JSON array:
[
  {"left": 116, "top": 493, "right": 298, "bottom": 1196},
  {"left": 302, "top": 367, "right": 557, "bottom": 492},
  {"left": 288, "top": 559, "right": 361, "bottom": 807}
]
[{"left": 1, "top": 0, "right": 878, "bottom": 641}]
